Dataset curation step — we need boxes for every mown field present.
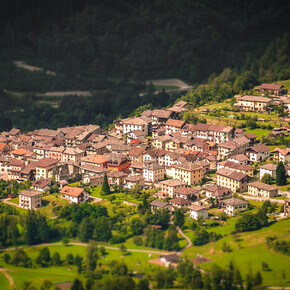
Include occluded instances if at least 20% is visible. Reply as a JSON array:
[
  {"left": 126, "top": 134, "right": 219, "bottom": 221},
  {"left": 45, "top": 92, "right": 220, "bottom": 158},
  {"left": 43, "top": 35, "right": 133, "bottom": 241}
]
[{"left": 182, "top": 218, "right": 290, "bottom": 287}]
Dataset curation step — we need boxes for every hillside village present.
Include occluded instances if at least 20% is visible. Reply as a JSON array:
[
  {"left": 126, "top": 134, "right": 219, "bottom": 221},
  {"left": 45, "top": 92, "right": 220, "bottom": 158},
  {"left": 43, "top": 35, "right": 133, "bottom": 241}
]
[
  {"left": 0, "top": 83, "right": 290, "bottom": 217},
  {"left": 0, "top": 83, "right": 290, "bottom": 289}
]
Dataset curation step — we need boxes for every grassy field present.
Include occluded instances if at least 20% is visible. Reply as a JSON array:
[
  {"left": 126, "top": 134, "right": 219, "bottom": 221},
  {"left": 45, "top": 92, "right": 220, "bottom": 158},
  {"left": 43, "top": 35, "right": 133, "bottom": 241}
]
[
  {"left": 0, "top": 272, "right": 10, "bottom": 290},
  {"left": 1, "top": 244, "right": 161, "bottom": 289},
  {"left": 277, "top": 79, "right": 290, "bottom": 90},
  {"left": 182, "top": 218, "right": 290, "bottom": 287},
  {"left": 244, "top": 128, "right": 271, "bottom": 139}
]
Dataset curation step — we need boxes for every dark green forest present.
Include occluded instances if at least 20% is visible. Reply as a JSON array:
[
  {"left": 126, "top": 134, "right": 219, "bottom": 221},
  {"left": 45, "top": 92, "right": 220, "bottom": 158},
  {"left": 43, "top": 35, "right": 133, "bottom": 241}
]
[{"left": 0, "top": 0, "right": 289, "bottom": 131}]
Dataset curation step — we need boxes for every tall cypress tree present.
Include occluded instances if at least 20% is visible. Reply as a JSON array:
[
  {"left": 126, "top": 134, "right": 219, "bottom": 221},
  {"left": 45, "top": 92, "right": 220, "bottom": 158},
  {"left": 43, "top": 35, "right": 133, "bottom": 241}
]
[
  {"left": 101, "top": 174, "right": 111, "bottom": 195},
  {"left": 276, "top": 162, "right": 287, "bottom": 186}
]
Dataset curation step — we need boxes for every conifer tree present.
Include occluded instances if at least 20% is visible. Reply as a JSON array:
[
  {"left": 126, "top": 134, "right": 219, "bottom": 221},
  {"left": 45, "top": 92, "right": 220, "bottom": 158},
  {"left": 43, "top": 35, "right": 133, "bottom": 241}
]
[
  {"left": 101, "top": 174, "right": 111, "bottom": 195},
  {"left": 276, "top": 162, "right": 287, "bottom": 186}
]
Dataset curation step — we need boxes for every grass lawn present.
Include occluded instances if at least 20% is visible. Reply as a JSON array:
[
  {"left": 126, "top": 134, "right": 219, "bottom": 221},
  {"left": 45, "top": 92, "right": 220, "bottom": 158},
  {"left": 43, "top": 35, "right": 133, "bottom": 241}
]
[
  {"left": 37, "top": 194, "right": 70, "bottom": 218},
  {"left": 277, "top": 79, "right": 290, "bottom": 90},
  {"left": 9, "top": 196, "right": 19, "bottom": 204},
  {"left": 181, "top": 218, "right": 290, "bottom": 287},
  {"left": 0, "top": 272, "right": 10, "bottom": 290},
  {"left": 269, "top": 145, "right": 286, "bottom": 151},
  {"left": 244, "top": 128, "right": 271, "bottom": 139},
  {"left": 1, "top": 244, "right": 160, "bottom": 288}
]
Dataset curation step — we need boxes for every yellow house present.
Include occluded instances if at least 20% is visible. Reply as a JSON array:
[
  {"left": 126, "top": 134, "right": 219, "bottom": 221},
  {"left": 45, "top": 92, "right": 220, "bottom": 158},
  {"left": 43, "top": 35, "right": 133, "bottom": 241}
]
[
  {"left": 152, "top": 135, "right": 172, "bottom": 149},
  {"left": 236, "top": 95, "right": 272, "bottom": 112},
  {"left": 172, "top": 162, "right": 203, "bottom": 185},
  {"left": 35, "top": 158, "right": 59, "bottom": 180},
  {"left": 165, "top": 139, "right": 181, "bottom": 152},
  {"left": 216, "top": 168, "right": 248, "bottom": 193}
]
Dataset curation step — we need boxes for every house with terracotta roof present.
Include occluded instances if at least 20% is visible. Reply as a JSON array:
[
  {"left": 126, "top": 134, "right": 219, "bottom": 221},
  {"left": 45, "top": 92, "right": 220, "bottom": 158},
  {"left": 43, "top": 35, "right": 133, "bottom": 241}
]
[
  {"left": 248, "top": 181, "right": 278, "bottom": 198},
  {"left": 188, "top": 204, "right": 208, "bottom": 220},
  {"left": 86, "top": 142, "right": 107, "bottom": 155},
  {"left": 128, "top": 147, "right": 145, "bottom": 162},
  {"left": 175, "top": 187, "right": 200, "bottom": 200},
  {"left": 143, "top": 149, "right": 166, "bottom": 163},
  {"left": 83, "top": 174, "right": 103, "bottom": 186},
  {"left": 258, "top": 83, "right": 284, "bottom": 96},
  {"left": 60, "top": 186, "right": 89, "bottom": 203},
  {"left": 8, "top": 128, "right": 21, "bottom": 137},
  {"left": 245, "top": 144, "right": 270, "bottom": 162},
  {"left": 260, "top": 163, "right": 277, "bottom": 179},
  {"left": 121, "top": 116, "right": 150, "bottom": 136},
  {"left": 106, "top": 154, "right": 130, "bottom": 173},
  {"left": 33, "top": 178, "right": 51, "bottom": 192},
  {"left": 221, "top": 198, "right": 248, "bottom": 215},
  {"left": 157, "top": 179, "right": 187, "bottom": 198},
  {"left": 124, "top": 175, "right": 145, "bottom": 189},
  {"left": 62, "top": 147, "right": 85, "bottom": 163},
  {"left": 228, "top": 154, "right": 249, "bottom": 165},
  {"left": 204, "top": 184, "right": 232, "bottom": 199},
  {"left": 165, "top": 119, "right": 186, "bottom": 134},
  {"left": 19, "top": 190, "right": 42, "bottom": 209},
  {"left": 35, "top": 158, "right": 59, "bottom": 180},
  {"left": 169, "top": 197, "right": 192, "bottom": 210},
  {"left": 190, "top": 123, "right": 234, "bottom": 143},
  {"left": 235, "top": 95, "right": 272, "bottom": 112},
  {"left": 45, "top": 146, "right": 65, "bottom": 160},
  {"left": 272, "top": 148, "right": 290, "bottom": 163},
  {"left": 172, "top": 162, "right": 203, "bottom": 185},
  {"left": 81, "top": 154, "right": 108, "bottom": 168},
  {"left": 216, "top": 168, "right": 248, "bottom": 193},
  {"left": 150, "top": 200, "right": 172, "bottom": 213},
  {"left": 19, "top": 161, "right": 37, "bottom": 181},
  {"left": 0, "top": 143, "right": 9, "bottom": 155},
  {"left": 217, "top": 160, "right": 254, "bottom": 177},
  {"left": 8, "top": 159, "right": 25, "bottom": 180},
  {"left": 143, "top": 162, "right": 165, "bottom": 183},
  {"left": 107, "top": 171, "right": 128, "bottom": 187},
  {"left": 218, "top": 136, "right": 250, "bottom": 160}
]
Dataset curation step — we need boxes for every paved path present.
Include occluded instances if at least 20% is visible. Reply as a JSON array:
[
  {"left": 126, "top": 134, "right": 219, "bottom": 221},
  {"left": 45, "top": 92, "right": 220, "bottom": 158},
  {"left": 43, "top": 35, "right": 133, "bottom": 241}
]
[
  {"left": 0, "top": 268, "right": 15, "bottom": 289},
  {"left": 176, "top": 226, "right": 192, "bottom": 254},
  {"left": 1, "top": 199, "right": 19, "bottom": 207}
]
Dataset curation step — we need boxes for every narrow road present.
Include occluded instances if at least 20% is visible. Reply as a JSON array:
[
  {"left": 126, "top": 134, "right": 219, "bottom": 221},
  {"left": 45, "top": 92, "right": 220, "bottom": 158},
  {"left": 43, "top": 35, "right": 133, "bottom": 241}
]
[
  {"left": 0, "top": 242, "right": 171, "bottom": 255},
  {"left": 0, "top": 268, "right": 15, "bottom": 289}
]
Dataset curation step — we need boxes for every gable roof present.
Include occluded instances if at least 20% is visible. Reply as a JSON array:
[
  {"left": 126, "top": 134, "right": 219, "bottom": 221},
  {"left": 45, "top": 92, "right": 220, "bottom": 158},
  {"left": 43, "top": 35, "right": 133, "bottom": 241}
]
[
  {"left": 222, "top": 198, "right": 248, "bottom": 206},
  {"left": 60, "top": 186, "right": 84, "bottom": 197},
  {"left": 260, "top": 83, "right": 283, "bottom": 90}
]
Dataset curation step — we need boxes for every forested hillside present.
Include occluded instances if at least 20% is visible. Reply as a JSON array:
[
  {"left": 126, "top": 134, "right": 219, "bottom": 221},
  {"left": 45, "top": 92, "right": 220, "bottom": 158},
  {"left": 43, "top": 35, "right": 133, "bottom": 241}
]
[
  {"left": 0, "top": 0, "right": 289, "bottom": 131},
  {"left": 1, "top": 0, "right": 289, "bottom": 86}
]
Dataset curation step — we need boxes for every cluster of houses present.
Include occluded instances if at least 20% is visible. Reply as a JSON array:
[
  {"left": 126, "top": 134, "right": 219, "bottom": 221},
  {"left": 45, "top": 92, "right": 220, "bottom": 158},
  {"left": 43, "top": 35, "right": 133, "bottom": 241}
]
[
  {"left": 0, "top": 98, "right": 289, "bottom": 217},
  {"left": 233, "top": 83, "right": 288, "bottom": 114}
]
